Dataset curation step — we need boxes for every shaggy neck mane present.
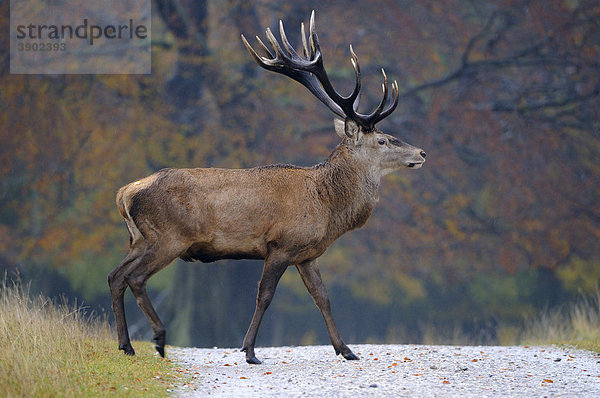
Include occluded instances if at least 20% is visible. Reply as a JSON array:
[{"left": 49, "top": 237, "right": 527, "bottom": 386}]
[{"left": 316, "top": 143, "right": 381, "bottom": 235}]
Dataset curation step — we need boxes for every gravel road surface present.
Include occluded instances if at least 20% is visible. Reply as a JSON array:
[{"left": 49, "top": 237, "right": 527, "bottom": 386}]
[{"left": 169, "top": 344, "right": 600, "bottom": 397}]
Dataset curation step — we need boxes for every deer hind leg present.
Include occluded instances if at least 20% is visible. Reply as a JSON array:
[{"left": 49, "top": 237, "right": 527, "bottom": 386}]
[
  {"left": 124, "top": 243, "right": 182, "bottom": 358},
  {"left": 241, "top": 254, "right": 289, "bottom": 364},
  {"left": 109, "top": 200, "right": 149, "bottom": 355},
  {"left": 108, "top": 246, "right": 145, "bottom": 356},
  {"left": 296, "top": 259, "right": 359, "bottom": 360}
]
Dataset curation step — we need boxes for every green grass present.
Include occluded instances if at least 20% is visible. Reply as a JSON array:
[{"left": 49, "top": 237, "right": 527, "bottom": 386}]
[{"left": 0, "top": 279, "right": 186, "bottom": 397}]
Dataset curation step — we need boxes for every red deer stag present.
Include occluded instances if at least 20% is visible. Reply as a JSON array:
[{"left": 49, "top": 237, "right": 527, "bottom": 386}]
[{"left": 108, "top": 11, "right": 426, "bottom": 364}]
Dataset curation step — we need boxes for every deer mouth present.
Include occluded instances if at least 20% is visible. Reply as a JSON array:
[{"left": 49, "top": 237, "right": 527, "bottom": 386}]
[
  {"left": 406, "top": 161, "right": 424, "bottom": 169},
  {"left": 405, "top": 150, "right": 426, "bottom": 168}
]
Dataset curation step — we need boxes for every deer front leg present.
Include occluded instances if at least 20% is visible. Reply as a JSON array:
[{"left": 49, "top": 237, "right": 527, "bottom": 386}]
[
  {"left": 241, "top": 255, "right": 288, "bottom": 364},
  {"left": 296, "top": 260, "right": 359, "bottom": 360}
]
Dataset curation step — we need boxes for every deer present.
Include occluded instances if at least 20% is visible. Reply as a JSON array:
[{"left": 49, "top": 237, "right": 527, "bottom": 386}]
[{"left": 108, "top": 11, "right": 426, "bottom": 365}]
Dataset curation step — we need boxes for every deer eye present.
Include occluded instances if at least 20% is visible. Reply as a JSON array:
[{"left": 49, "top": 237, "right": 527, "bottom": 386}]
[{"left": 377, "top": 139, "right": 386, "bottom": 146}]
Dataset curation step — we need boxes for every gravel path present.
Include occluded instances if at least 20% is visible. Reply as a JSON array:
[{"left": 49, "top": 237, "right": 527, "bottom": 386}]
[{"left": 169, "top": 344, "right": 600, "bottom": 397}]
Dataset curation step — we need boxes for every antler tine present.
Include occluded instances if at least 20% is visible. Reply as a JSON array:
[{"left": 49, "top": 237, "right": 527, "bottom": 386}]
[
  {"left": 241, "top": 34, "right": 268, "bottom": 65},
  {"left": 308, "top": 10, "right": 320, "bottom": 58},
  {"left": 241, "top": 33, "right": 280, "bottom": 68},
  {"left": 279, "top": 20, "right": 299, "bottom": 58},
  {"left": 365, "top": 68, "right": 390, "bottom": 120},
  {"left": 349, "top": 46, "right": 361, "bottom": 77},
  {"left": 349, "top": 46, "right": 362, "bottom": 111},
  {"left": 254, "top": 35, "right": 274, "bottom": 59},
  {"left": 301, "top": 22, "right": 310, "bottom": 59},
  {"left": 265, "top": 27, "right": 286, "bottom": 60},
  {"left": 348, "top": 45, "right": 362, "bottom": 109},
  {"left": 371, "top": 79, "right": 399, "bottom": 125}
]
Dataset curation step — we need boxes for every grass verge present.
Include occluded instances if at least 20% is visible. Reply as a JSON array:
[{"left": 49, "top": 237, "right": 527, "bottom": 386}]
[
  {"left": 0, "top": 279, "right": 186, "bottom": 397},
  {"left": 520, "top": 291, "right": 600, "bottom": 352}
]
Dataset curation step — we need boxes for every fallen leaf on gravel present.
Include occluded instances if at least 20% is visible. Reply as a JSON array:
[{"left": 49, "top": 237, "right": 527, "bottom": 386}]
[
  {"left": 442, "top": 380, "right": 451, "bottom": 384},
  {"left": 543, "top": 379, "right": 554, "bottom": 383}
]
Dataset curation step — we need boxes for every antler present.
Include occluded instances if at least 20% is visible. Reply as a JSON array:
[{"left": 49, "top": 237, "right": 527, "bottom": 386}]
[{"left": 241, "top": 10, "right": 399, "bottom": 131}]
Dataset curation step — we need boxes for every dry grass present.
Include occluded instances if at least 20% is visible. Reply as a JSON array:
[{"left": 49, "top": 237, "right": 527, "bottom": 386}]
[
  {"left": 0, "top": 279, "right": 183, "bottom": 397},
  {"left": 400, "top": 291, "right": 600, "bottom": 352},
  {"left": 520, "top": 291, "right": 600, "bottom": 352}
]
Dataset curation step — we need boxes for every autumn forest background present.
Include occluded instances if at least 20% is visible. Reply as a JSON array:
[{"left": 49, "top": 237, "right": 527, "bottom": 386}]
[{"left": 1, "top": 0, "right": 599, "bottom": 349}]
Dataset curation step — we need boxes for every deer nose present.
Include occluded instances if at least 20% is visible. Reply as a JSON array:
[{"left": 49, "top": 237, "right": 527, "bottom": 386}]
[{"left": 420, "top": 151, "right": 427, "bottom": 158}]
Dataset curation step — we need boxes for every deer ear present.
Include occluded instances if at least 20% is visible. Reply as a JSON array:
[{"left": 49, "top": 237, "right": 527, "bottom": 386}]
[
  {"left": 334, "top": 118, "right": 361, "bottom": 140},
  {"left": 334, "top": 118, "right": 346, "bottom": 138},
  {"left": 344, "top": 118, "right": 361, "bottom": 139}
]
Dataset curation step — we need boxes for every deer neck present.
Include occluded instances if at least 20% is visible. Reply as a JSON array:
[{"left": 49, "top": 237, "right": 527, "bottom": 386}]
[{"left": 317, "top": 143, "right": 381, "bottom": 232}]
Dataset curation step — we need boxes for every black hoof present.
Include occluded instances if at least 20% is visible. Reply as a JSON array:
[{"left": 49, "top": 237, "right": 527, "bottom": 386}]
[
  {"left": 246, "top": 356, "right": 262, "bottom": 365},
  {"left": 152, "top": 331, "right": 166, "bottom": 358},
  {"left": 119, "top": 343, "right": 135, "bottom": 356},
  {"left": 343, "top": 352, "right": 360, "bottom": 361}
]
